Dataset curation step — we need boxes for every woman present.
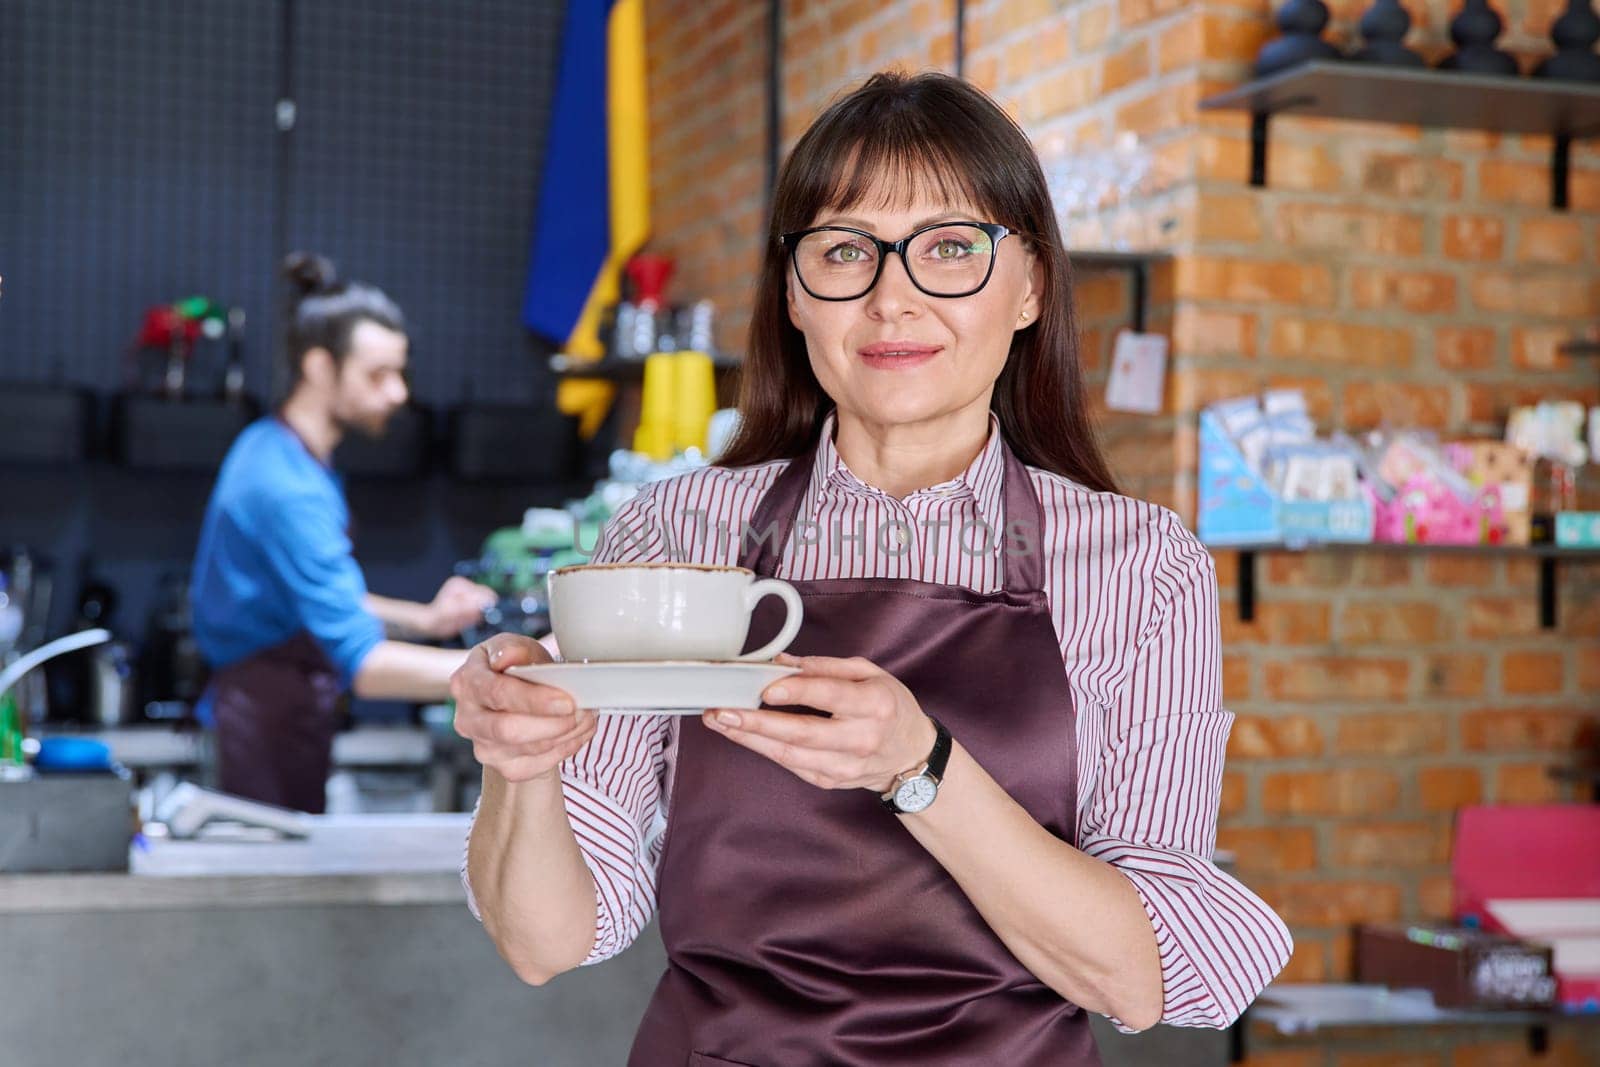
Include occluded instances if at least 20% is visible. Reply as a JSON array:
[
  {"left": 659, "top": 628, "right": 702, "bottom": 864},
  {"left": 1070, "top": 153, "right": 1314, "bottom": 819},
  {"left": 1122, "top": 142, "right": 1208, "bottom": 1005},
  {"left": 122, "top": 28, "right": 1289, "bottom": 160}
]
[{"left": 454, "top": 72, "right": 1289, "bottom": 1064}]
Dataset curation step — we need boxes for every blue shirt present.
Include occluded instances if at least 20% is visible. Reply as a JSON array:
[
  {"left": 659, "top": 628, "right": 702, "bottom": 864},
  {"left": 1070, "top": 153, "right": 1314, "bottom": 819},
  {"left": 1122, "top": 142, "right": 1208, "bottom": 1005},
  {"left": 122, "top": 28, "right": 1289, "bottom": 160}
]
[{"left": 191, "top": 418, "right": 385, "bottom": 691}]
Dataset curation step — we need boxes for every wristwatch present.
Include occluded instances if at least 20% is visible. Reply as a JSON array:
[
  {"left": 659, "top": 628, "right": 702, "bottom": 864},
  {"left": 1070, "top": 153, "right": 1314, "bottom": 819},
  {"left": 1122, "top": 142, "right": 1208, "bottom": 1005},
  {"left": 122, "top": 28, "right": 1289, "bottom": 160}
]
[{"left": 880, "top": 716, "right": 951, "bottom": 815}]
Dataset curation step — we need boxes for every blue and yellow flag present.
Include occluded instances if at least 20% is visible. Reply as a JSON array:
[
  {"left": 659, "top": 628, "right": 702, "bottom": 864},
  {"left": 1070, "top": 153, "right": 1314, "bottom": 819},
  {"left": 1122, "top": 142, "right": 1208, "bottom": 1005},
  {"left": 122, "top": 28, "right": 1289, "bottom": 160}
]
[{"left": 523, "top": 0, "right": 650, "bottom": 437}]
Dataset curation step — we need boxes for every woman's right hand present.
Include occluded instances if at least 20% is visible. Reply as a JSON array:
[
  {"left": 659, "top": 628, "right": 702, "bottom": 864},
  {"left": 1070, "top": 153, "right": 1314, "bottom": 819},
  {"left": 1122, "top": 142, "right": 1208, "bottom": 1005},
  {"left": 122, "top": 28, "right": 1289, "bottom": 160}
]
[{"left": 450, "top": 634, "right": 597, "bottom": 783}]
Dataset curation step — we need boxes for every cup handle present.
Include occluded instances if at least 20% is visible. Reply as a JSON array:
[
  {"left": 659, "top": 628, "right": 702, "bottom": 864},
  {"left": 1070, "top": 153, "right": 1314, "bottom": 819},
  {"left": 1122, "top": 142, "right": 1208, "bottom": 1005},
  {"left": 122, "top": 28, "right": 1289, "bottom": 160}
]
[{"left": 736, "top": 579, "right": 804, "bottom": 662}]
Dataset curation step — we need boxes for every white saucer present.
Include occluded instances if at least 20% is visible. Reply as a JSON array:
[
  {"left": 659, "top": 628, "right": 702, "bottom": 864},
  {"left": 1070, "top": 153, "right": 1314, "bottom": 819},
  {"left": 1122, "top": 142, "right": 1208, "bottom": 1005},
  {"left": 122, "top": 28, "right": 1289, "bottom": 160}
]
[{"left": 504, "top": 660, "right": 801, "bottom": 714}]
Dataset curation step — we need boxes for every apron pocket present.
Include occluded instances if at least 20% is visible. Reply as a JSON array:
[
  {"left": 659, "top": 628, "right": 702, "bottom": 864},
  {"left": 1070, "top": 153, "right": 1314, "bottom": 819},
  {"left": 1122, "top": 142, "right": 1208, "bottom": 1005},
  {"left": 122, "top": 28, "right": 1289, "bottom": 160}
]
[{"left": 690, "top": 1054, "right": 760, "bottom": 1067}]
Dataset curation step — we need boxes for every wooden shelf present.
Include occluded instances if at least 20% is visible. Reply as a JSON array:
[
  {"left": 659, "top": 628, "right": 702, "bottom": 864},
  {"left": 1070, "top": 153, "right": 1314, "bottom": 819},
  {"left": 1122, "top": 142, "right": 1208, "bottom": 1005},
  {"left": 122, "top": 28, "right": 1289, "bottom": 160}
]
[
  {"left": 1207, "top": 540, "right": 1600, "bottom": 631},
  {"left": 1233, "top": 983, "right": 1600, "bottom": 1062},
  {"left": 1199, "top": 61, "right": 1600, "bottom": 209},
  {"left": 547, "top": 354, "right": 742, "bottom": 381}
]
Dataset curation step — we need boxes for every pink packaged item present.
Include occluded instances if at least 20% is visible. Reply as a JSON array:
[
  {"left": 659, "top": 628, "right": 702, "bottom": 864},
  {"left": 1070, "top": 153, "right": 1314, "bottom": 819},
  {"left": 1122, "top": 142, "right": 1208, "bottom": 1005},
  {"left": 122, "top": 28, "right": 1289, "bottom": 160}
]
[{"left": 1373, "top": 473, "right": 1487, "bottom": 545}]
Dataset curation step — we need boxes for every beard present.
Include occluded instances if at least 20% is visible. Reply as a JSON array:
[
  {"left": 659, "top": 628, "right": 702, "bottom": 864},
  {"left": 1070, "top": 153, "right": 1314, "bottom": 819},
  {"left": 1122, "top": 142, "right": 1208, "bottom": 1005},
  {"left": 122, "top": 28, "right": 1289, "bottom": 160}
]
[{"left": 335, "top": 408, "right": 394, "bottom": 440}]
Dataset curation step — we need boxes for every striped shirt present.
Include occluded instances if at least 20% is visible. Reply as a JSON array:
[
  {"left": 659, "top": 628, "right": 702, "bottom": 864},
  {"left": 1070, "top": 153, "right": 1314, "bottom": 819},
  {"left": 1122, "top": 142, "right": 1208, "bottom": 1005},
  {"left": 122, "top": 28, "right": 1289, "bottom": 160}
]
[{"left": 463, "top": 415, "right": 1291, "bottom": 1029}]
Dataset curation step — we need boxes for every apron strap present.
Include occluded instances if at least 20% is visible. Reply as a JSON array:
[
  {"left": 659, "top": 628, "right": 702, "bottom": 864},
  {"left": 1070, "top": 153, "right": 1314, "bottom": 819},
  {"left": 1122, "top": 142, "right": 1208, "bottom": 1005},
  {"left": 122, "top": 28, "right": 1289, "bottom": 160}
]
[
  {"left": 999, "top": 443, "right": 1046, "bottom": 596},
  {"left": 740, "top": 438, "right": 821, "bottom": 576}
]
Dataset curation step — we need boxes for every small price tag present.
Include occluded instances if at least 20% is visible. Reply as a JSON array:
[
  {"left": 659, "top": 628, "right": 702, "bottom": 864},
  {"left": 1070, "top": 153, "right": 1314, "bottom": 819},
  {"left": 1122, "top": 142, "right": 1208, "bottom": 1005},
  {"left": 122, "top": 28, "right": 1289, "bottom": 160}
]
[{"left": 1105, "top": 331, "right": 1169, "bottom": 415}]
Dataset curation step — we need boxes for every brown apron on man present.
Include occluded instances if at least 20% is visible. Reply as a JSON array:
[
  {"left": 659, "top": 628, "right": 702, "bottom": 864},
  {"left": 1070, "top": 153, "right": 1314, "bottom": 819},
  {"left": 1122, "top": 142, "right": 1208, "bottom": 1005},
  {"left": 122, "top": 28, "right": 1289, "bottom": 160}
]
[
  {"left": 209, "top": 631, "right": 343, "bottom": 814},
  {"left": 628, "top": 436, "right": 1102, "bottom": 1066}
]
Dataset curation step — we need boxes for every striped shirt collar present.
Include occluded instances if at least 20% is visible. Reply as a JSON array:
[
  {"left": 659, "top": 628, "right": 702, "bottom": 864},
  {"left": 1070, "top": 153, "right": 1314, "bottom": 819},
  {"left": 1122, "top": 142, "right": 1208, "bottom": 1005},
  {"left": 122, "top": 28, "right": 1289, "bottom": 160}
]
[{"left": 807, "top": 410, "right": 1008, "bottom": 531}]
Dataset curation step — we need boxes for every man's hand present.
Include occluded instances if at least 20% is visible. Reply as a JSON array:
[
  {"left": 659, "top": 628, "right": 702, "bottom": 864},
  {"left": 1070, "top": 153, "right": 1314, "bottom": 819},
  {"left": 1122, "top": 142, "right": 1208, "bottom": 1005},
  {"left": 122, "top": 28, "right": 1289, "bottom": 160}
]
[{"left": 425, "top": 576, "right": 497, "bottom": 639}]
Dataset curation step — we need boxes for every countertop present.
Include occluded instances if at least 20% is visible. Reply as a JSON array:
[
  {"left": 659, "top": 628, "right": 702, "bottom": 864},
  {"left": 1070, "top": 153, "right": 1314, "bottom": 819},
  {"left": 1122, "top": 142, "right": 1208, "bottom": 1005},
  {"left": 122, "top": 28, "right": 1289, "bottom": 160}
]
[{"left": 0, "top": 813, "right": 472, "bottom": 914}]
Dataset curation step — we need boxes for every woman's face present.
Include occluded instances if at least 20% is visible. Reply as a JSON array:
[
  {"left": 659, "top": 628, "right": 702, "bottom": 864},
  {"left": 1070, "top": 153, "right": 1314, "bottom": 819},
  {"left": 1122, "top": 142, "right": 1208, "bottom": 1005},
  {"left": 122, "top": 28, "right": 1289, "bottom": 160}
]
[{"left": 785, "top": 176, "right": 1043, "bottom": 435}]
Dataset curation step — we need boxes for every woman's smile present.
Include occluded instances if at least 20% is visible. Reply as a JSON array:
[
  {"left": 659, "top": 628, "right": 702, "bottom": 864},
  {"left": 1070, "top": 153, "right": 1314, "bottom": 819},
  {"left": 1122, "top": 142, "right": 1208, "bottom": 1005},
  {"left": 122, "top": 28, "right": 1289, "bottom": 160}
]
[{"left": 857, "top": 339, "right": 944, "bottom": 370}]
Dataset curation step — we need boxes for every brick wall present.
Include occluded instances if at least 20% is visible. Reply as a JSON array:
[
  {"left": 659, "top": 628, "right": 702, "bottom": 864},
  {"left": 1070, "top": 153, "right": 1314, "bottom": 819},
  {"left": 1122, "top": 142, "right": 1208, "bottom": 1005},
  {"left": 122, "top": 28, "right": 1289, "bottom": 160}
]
[{"left": 645, "top": 1, "right": 1600, "bottom": 1061}]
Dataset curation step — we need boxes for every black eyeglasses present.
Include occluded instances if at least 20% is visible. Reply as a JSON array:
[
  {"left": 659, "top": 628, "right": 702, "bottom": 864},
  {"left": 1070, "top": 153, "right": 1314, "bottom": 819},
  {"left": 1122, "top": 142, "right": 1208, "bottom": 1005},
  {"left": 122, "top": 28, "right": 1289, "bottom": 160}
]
[{"left": 780, "top": 221, "right": 1016, "bottom": 301}]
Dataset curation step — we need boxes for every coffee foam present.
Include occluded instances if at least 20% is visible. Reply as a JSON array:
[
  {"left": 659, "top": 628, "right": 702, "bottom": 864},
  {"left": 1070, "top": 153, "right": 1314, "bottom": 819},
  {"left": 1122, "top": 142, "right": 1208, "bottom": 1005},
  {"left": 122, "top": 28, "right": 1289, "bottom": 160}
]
[{"left": 552, "top": 561, "right": 750, "bottom": 577}]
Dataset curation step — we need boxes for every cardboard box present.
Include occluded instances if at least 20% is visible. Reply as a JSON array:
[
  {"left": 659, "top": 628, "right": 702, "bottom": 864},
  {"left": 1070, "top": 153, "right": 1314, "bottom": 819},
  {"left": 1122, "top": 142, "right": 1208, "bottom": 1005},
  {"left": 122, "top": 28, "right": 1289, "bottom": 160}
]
[{"left": 1356, "top": 923, "right": 1556, "bottom": 1010}]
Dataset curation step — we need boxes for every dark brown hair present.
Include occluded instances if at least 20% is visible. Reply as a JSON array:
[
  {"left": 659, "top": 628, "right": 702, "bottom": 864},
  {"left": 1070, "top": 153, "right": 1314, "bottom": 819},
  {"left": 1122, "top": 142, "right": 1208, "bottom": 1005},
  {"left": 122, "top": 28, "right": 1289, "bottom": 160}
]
[
  {"left": 717, "top": 71, "right": 1118, "bottom": 494},
  {"left": 282, "top": 251, "right": 405, "bottom": 386}
]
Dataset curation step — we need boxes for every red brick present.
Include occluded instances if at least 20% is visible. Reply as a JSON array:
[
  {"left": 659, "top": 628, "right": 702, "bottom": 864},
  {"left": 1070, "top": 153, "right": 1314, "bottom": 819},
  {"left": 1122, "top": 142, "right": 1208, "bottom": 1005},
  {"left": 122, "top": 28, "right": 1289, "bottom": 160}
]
[
  {"left": 1267, "top": 318, "right": 1415, "bottom": 368},
  {"left": 1280, "top": 937, "right": 1329, "bottom": 983},
  {"left": 1494, "top": 763, "right": 1566, "bottom": 804},
  {"left": 1194, "top": 193, "right": 1264, "bottom": 244},
  {"left": 1419, "top": 767, "right": 1484, "bottom": 812},
  {"left": 1264, "top": 656, "right": 1411, "bottom": 703},
  {"left": 1262, "top": 768, "right": 1402, "bottom": 816},
  {"left": 1579, "top": 647, "right": 1600, "bottom": 691},
  {"left": 1442, "top": 215, "right": 1505, "bottom": 261},
  {"left": 1361, "top": 154, "right": 1465, "bottom": 200},
  {"left": 1337, "top": 601, "right": 1443, "bottom": 645},
  {"left": 1464, "top": 708, "right": 1596, "bottom": 751},
  {"left": 1172, "top": 367, "right": 1265, "bottom": 412},
  {"left": 1343, "top": 381, "right": 1454, "bottom": 432},
  {"left": 1434, "top": 326, "right": 1498, "bottom": 371},
  {"left": 1215, "top": 826, "right": 1319, "bottom": 873},
  {"left": 1419, "top": 874, "right": 1456, "bottom": 921},
  {"left": 1103, "top": 39, "right": 1151, "bottom": 93},
  {"left": 1076, "top": 1, "right": 1115, "bottom": 52},
  {"left": 1199, "top": 10, "right": 1271, "bottom": 63},
  {"left": 1479, "top": 159, "right": 1553, "bottom": 206},
  {"left": 1350, "top": 270, "right": 1459, "bottom": 315},
  {"left": 1512, "top": 326, "right": 1577, "bottom": 371},
  {"left": 1223, "top": 653, "right": 1252, "bottom": 701},
  {"left": 1469, "top": 271, "right": 1600, "bottom": 318},
  {"left": 1336, "top": 712, "right": 1449, "bottom": 757},
  {"left": 1502, "top": 649, "right": 1566, "bottom": 695},
  {"left": 1229, "top": 714, "right": 1326, "bottom": 759},
  {"left": 1468, "top": 382, "right": 1600, "bottom": 425},
  {"left": 1222, "top": 601, "right": 1333, "bottom": 645},
  {"left": 1427, "top": 557, "right": 1497, "bottom": 586},
  {"left": 1516, "top": 217, "right": 1587, "bottom": 265},
  {"left": 1219, "top": 770, "right": 1248, "bottom": 818},
  {"left": 1340, "top": 1054, "right": 1444, "bottom": 1067},
  {"left": 1258, "top": 878, "right": 1404, "bottom": 924},
  {"left": 1466, "top": 596, "right": 1544, "bottom": 638},
  {"left": 1242, "top": 1051, "right": 1320, "bottom": 1067},
  {"left": 1274, "top": 203, "right": 1425, "bottom": 256},
  {"left": 1173, "top": 306, "right": 1257, "bottom": 359},
  {"left": 1027, "top": 64, "right": 1097, "bottom": 121},
  {"left": 1196, "top": 133, "right": 1250, "bottom": 182},
  {"left": 1156, "top": 15, "right": 1199, "bottom": 72},
  {"left": 1333, "top": 821, "right": 1450, "bottom": 869},
  {"left": 1421, "top": 653, "right": 1488, "bottom": 699},
  {"left": 1114, "top": 80, "right": 1199, "bottom": 137},
  {"left": 1267, "top": 140, "right": 1346, "bottom": 192},
  {"left": 1266, "top": 552, "right": 1414, "bottom": 587}
]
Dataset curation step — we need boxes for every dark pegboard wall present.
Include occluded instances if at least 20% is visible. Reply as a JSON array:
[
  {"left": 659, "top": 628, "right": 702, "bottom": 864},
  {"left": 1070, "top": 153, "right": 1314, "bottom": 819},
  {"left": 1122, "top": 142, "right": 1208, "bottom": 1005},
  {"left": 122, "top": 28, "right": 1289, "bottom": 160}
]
[
  {"left": 286, "top": 0, "right": 564, "bottom": 406},
  {"left": 0, "top": 0, "right": 281, "bottom": 396},
  {"left": 0, "top": 0, "right": 565, "bottom": 408}
]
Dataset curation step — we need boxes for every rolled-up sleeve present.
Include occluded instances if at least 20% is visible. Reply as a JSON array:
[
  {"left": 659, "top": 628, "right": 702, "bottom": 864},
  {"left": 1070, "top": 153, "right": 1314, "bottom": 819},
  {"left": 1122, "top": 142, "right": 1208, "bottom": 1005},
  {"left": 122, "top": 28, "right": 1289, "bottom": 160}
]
[
  {"left": 461, "top": 486, "right": 676, "bottom": 964},
  {"left": 1082, "top": 522, "right": 1291, "bottom": 1029}
]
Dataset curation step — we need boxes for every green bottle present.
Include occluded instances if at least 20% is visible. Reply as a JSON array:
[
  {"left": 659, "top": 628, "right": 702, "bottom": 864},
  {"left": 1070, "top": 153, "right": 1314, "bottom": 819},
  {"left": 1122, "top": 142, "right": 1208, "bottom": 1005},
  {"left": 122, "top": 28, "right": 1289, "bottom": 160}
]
[{"left": 0, "top": 689, "right": 24, "bottom": 769}]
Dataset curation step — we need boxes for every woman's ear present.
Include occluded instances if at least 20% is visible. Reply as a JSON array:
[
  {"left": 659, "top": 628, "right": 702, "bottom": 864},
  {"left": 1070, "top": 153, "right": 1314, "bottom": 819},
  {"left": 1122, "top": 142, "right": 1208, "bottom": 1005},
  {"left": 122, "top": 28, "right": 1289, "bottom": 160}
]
[
  {"left": 786, "top": 269, "right": 804, "bottom": 332},
  {"left": 1018, "top": 252, "right": 1045, "bottom": 326}
]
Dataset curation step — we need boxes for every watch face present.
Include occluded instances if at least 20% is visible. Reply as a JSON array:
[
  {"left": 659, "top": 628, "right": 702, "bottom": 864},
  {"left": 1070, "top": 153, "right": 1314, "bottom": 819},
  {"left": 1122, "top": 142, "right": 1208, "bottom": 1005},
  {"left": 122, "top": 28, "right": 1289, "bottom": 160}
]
[{"left": 895, "top": 775, "right": 937, "bottom": 813}]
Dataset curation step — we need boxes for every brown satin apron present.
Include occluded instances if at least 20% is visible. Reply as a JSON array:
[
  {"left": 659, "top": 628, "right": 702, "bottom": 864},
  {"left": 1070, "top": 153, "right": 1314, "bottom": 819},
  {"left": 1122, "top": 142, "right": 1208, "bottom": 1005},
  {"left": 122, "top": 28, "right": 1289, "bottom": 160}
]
[
  {"left": 628, "top": 435, "right": 1100, "bottom": 1066},
  {"left": 208, "top": 631, "right": 343, "bottom": 814}
]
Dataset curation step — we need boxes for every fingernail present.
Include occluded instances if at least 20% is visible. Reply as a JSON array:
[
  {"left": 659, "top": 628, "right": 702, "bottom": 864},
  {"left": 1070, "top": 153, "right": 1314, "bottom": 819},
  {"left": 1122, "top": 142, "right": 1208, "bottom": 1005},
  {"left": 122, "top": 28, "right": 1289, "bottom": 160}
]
[
  {"left": 716, "top": 710, "right": 741, "bottom": 728},
  {"left": 553, "top": 698, "right": 574, "bottom": 715},
  {"left": 765, "top": 684, "right": 789, "bottom": 703},
  {"left": 488, "top": 647, "right": 502, "bottom": 665}
]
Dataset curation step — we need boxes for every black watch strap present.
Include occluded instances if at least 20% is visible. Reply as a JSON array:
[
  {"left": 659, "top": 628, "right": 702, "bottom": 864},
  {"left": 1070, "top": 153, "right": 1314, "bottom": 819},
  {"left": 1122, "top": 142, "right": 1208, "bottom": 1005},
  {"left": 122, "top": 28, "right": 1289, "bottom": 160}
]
[
  {"left": 880, "top": 716, "right": 952, "bottom": 813},
  {"left": 923, "top": 715, "right": 952, "bottom": 780}
]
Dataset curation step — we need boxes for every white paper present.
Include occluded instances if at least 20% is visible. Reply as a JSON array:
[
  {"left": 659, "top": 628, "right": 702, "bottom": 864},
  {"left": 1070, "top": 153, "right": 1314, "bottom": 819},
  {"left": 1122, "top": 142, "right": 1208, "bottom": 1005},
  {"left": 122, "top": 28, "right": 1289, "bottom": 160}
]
[{"left": 1106, "top": 331, "right": 1169, "bottom": 415}]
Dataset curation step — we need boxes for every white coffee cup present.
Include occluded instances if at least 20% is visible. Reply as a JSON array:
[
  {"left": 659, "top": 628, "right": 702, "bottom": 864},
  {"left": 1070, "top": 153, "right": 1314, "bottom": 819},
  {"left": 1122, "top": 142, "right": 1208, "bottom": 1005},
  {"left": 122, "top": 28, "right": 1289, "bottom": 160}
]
[{"left": 547, "top": 563, "right": 804, "bottom": 663}]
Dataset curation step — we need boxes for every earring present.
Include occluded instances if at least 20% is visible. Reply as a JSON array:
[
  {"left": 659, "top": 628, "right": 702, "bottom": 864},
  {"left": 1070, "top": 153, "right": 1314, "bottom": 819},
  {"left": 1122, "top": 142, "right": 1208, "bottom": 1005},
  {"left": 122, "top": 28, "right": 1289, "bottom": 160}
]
[{"left": 1019, "top": 311, "right": 1030, "bottom": 321}]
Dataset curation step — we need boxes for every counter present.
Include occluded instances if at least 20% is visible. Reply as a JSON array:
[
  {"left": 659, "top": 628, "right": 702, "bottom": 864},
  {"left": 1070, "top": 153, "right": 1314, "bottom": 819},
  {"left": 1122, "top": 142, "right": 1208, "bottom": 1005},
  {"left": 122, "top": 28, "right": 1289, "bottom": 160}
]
[
  {"left": 0, "top": 814, "right": 668, "bottom": 1067},
  {"left": 1, "top": 819, "right": 1227, "bottom": 1067}
]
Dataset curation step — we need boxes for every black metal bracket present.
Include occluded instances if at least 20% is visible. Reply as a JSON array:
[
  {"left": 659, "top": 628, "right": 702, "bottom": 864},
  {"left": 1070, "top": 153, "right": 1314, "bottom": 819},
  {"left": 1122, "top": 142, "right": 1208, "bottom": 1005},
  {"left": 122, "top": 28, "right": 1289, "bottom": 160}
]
[
  {"left": 1228, "top": 1012, "right": 1247, "bottom": 1063},
  {"left": 1529, "top": 1022, "right": 1550, "bottom": 1056},
  {"left": 1249, "top": 112, "right": 1269, "bottom": 187},
  {"left": 1553, "top": 134, "right": 1571, "bottom": 211},
  {"left": 1540, "top": 556, "right": 1558, "bottom": 629},
  {"left": 1227, "top": 548, "right": 1571, "bottom": 629},
  {"left": 1130, "top": 261, "right": 1149, "bottom": 333}
]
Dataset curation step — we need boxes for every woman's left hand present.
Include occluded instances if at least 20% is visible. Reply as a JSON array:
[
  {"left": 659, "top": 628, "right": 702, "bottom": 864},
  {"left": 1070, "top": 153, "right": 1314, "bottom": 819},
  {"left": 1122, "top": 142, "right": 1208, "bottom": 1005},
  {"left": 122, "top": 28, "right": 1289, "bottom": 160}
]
[{"left": 702, "top": 653, "right": 936, "bottom": 793}]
